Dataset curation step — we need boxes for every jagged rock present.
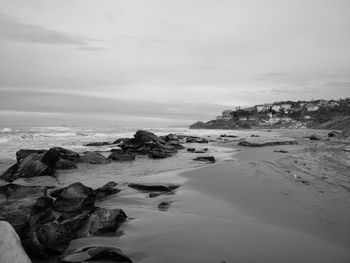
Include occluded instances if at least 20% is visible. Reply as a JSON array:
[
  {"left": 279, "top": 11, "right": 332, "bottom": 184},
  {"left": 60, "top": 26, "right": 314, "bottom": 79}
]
[
  {"left": 79, "top": 207, "right": 127, "bottom": 236},
  {"left": 95, "top": 181, "right": 120, "bottom": 199},
  {"left": 187, "top": 148, "right": 196, "bottom": 152},
  {"left": 134, "top": 130, "right": 166, "bottom": 144},
  {"left": 0, "top": 221, "right": 31, "bottom": 263},
  {"left": 239, "top": 138, "right": 298, "bottom": 147},
  {"left": 128, "top": 183, "right": 180, "bottom": 192},
  {"left": 59, "top": 246, "right": 133, "bottom": 263},
  {"left": 165, "top": 134, "right": 178, "bottom": 142},
  {"left": 193, "top": 156, "right": 215, "bottom": 163},
  {"left": 51, "top": 183, "right": 96, "bottom": 214},
  {"left": 80, "top": 152, "right": 111, "bottom": 164},
  {"left": 309, "top": 134, "right": 323, "bottom": 140},
  {"left": 56, "top": 158, "right": 77, "bottom": 170},
  {"left": 108, "top": 151, "right": 136, "bottom": 161},
  {"left": 51, "top": 147, "right": 80, "bottom": 162},
  {"left": 84, "top": 142, "right": 110, "bottom": 146},
  {"left": 16, "top": 149, "right": 46, "bottom": 162}
]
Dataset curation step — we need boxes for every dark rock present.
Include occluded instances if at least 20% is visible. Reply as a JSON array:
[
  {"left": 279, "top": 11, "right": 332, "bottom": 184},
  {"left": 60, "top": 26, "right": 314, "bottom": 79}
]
[
  {"left": 41, "top": 148, "right": 60, "bottom": 169},
  {"left": 186, "top": 137, "right": 208, "bottom": 143},
  {"left": 51, "top": 147, "right": 80, "bottom": 162},
  {"left": 274, "top": 149, "right": 290, "bottom": 153},
  {"left": 108, "top": 151, "right": 136, "bottom": 161},
  {"left": 133, "top": 130, "right": 166, "bottom": 144},
  {"left": 343, "top": 147, "right": 350, "bottom": 152},
  {"left": 16, "top": 149, "right": 46, "bottom": 162},
  {"left": 328, "top": 131, "right": 340, "bottom": 137},
  {"left": 165, "top": 134, "right": 178, "bottom": 142},
  {"left": 59, "top": 246, "right": 133, "bottom": 263},
  {"left": 250, "top": 134, "right": 260, "bottom": 137},
  {"left": 194, "top": 151, "right": 206, "bottom": 153},
  {"left": 220, "top": 134, "right": 238, "bottom": 138},
  {"left": 128, "top": 183, "right": 180, "bottom": 192},
  {"left": 84, "top": 142, "right": 110, "bottom": 146},
  {"left": 309, "top": 134, "right": 323, "bottom": 140},
  {"left": 52, "top": 182, "right": 96, "bottom": 214},
  {"left": 95, "top": 181, "right": 120, "bottom": 199},
  {"left": 167, "top": 141, "right": 185, "bottom": 149},
  {"left": 80, "top": 152, "right": 111, "bottom": 164},
  {"left": 86, "top": 207, "right": 127, "bottom": 235},
  {"left": 56, "top": 158, "right": 78, "bottom": 170},
  {"left": 158, "top": 201, "right": 173, "bottom": 211},
  {"left": 239, "top": 138, "right": 298, "bottom": 147},
  {"left": 148, "top": 150, "right": 173, "bottom": 159},
  {"left": 187, "top": 148, "right": 196, "bottom": 152},
  {"left": 193, "top": 156, "right": 215, "bottom": 163}
]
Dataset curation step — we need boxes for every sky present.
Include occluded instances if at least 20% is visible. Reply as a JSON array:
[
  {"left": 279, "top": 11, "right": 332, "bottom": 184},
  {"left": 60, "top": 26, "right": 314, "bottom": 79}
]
[{"left": 0, "top": 0, "right": 350, "bottom": 127}]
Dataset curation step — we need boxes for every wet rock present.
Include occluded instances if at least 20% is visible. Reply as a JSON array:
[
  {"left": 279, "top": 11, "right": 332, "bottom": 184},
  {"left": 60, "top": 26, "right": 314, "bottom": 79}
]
[
  {"left": 95, "top": 181, "right": 121, "bottom": 199},
  {"left": 84, "top": 142, "right": 110, "bottom": 146},
  {"left": 165, "top": 134, "right": 178, "bottom": 142},
  {"left": 134, "top": 130, "right": 166, "bottom": 144},
  {"left": 108, "top": 151, "right": 136, "bottom": 161},
  {"left": 51, "top": 147, "right": 80, "bottom": 162},
  {"left": 309, "top": 134, "right": 323, "bottom": 140},
  {"left": 128, "top": 183, "right": 180, "bottom": 193},
  {"left": 80, "top": 152, "right": 111, "bottom": 164},
  {"left": 186, "top": 137, "right": 208, "bottom": 143},
  {"left": 167, "top": 141, "right": 185, "bottom": 150},
  {"left": 274, "top": 149, "right": 290, "bottom": 153},
  {"left": 0, "top": 221, "right": 31, "bottom": 263},
  {"left": 158, "top": 201, "right": 173, "bottom": 211},
  {"left": 56, "top": 158, "right": 78, "bottom": 170},
  {"left": 16, "top": 149, "right": 46, "bottom": 162},
  {"left": 343, "top": 147, "right": 350, "bottom": 152},
  {"left": 250, "top": 134, "right": 260, "bottom": 137},
  {"left": 195, "top": 151, "right": 206, "bottom": 153},
  {"left": 83, "top": 207, "right": 127, "bottom": 236},
  {"left": 148, "top": 150, "right": 173, "bottom": 159},
  {"left": 239, "top": 138, "right": 298, "bottom": 147},
  {"left": 220, "top": 134, "right": 237, "bottom": 138},
  {"left": 193, "top": 156, "right": 216, "bottom": 163},
  {"left": 328, "top": 131, "right": 340, "bottom": 137},
  {"left": 28, "top": 196, "right": 55, "bottom": 229},
  {"left": 59, "top": 246, "right": 133, "bottom": 263},
  {"left": 112, "top": 138, "right": 130, "bottom": 144},
  {"left": 187, "top": 148, "right": 196, "bottom": 152},
  {"left": 52, "top": 183, "right": 96, "bottom": 214}
]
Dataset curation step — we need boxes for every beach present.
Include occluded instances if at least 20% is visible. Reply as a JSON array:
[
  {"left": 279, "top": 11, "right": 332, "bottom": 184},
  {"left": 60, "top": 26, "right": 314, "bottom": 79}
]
[{"left": 1, "top": 127, "right": 350, "bottom": 262}]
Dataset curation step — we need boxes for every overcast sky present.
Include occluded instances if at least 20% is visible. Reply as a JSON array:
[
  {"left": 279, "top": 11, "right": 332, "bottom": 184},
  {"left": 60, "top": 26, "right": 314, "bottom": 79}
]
[{"left": 0, "top": 0, "right": 349, "bottom": 127}]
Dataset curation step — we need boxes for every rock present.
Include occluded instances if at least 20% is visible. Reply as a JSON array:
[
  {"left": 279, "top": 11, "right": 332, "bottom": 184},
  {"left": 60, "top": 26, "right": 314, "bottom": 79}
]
[
  {"left": 11, "top": 176, "right": 60, "bottom": 188},
  {"left": 128, "top": 183, "right": 180, "bottom": 193},
  {"left": 194, "top": 151, "right": 206, "bottom": 153},
  {"left": 165, "top": 134, "right": 178, "bottom": 142},
  {"left": 328, "top": 131, "right": 340, "bottom": 137},
  {"left": 16, "top": 149, "right": 46, "bottom": 162},
  {"left": 0, "top": 184, "right": 48, "bottom": 200},
  {"left": 133, "top": 130, "right": 166, "bottom": 144},
  {"left": 80, "top": 152, "right": 111, "bottom": 164},
  {"left": 59, "top": 246, "right": 133, "bottom": 263},
  {"left": 186, "top": 137, "right": 208, "bottom": 143},
  {"left": 28, "top": 197, "right": 55, "bottom": 229},
  {"left": 41, "top": 148, "right": 60, "bottom": 169},
  {"left": 187, "top": 148, "right": 195, "bottom": 152},
  {"left": 1, "top": 153, "right": 51, "bottom": 182},
  {"left": 274, "top": 149, "right": 290, "bottom": 153},
  {"left": 84, "top": 142, "right": 110, "bottom": 146},
  {"left": 239, "top": 138, "right": 298, "bottom": 147},
  {"left": 148, "top": 150, "right": 173, "bottom": 159},
  {"left": 52, "top": 183, "right": 96, "bottom": 214},
  {"left": 56, "top": 158, "right": 77, "bottom": 170},
  {"left": 0, "top": 221, "right": 31, "bottom": 263},
  {"left": 108, "top": 151, "right": 136, "bottom": 161},
  {"left": 220, "top": 134, "right": 237, "bottom": 138},
  {"left": 250, "top": 134, "right": 260, "bottom": 137},
  {"left": 80, "top": 207, "right": 127, "bottom": 236},
  {"left": 193, "top": 156, "right": 216, "bottom": 163},
  {"left": 27, "top": 212, "right": 90, "bottom": 256},
  {"left": 158, "top": 201, "right": 173, "bottom": 211},
  {"left": 344, "top": 147, "right": 350, "bottom": 152},
  {"left": 167, "top": 141, "right": 185, "bottom": 149},
  {"left": 309, "top": 134, "right": 323, "bottom": 140},
  {"left": 51, "top": 147, "right": 80, "bottom": 162},
  {"left": 94, "top": 181, "right": 121, "bottom": 199}
]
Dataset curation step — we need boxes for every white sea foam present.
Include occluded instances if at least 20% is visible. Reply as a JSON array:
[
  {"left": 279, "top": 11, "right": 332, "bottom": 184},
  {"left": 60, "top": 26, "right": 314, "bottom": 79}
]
[{"left": 0, "top": 128, "right": 12, "bottom": 133}]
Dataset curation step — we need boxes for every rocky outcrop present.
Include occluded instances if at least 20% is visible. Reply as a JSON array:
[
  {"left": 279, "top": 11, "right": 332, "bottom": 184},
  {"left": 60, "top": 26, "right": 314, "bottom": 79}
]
[
  {"left": 118, "top": 130, "right": 180, "bottom": 159},
  {"left": 80, "top": 152, "right": 111, "bottom": 164},
  {"left": 0, "top": 221, "right": 31, "bottom": 263},
  {"left": 239, "top": 138, "right": 298, "bottom": 147},
  {"left": 193, "top": 156, "right": 215, "bottom": 163},
  {"left": 59, "top": 246, "right": 133, "bottom": 263}
]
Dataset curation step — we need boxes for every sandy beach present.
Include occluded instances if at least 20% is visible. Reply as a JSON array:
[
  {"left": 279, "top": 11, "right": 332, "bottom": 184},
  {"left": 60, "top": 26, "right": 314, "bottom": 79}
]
[{"left": 64, "top": 129, "right": 350, "bottom": 263}]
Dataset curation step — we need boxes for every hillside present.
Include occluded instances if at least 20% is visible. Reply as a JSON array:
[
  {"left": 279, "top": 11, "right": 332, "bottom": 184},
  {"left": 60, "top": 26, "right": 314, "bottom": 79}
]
[{"left": 190, "top": 98, "right": 350, "bottom": 130}]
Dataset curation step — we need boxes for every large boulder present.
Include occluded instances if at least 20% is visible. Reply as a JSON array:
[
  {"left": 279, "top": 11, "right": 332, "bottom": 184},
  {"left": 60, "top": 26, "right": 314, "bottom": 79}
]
[
  {"left": 59, "top": 246, "right": 133, "bottom": 263},
  {"left": 51, "top": 183, "right": 96, "bottom": 214},
  {"left": 16, "top": 149, "right": 46, "bottom": 162},
  {"left": 0, "top": 221, "right": 31, "bottom": 263},
  {"left": 80, "top": 152, "right": 111, "bottom": 164},
  {"left": 238, "top": 138, "right": 298, "bottom": 147}
]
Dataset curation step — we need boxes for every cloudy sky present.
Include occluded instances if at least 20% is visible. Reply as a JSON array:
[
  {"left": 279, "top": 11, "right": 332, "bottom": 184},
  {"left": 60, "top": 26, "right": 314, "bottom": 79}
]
[{"left": 0, "top": 0, "right": 349, "bottom": 127}]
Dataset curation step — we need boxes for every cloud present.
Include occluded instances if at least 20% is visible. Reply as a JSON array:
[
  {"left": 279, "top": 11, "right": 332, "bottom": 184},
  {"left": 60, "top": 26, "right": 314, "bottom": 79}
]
[{"left": 0, "top": 14, "right": 100, "bottom": 49}]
